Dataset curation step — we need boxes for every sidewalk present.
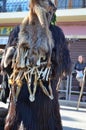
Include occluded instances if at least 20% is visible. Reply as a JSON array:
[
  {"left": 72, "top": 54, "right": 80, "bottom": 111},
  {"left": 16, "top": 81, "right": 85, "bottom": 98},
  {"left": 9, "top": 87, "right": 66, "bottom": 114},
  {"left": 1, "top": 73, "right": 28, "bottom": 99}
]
[
  {"left": 60, "top": 105, "right": 86, "bottom": 130},
  {"left": 0, "top": 101, "right": 86, "bottom": 130},
  {"left": 59, "top": 99, "right": 86, "bottom": 108}
]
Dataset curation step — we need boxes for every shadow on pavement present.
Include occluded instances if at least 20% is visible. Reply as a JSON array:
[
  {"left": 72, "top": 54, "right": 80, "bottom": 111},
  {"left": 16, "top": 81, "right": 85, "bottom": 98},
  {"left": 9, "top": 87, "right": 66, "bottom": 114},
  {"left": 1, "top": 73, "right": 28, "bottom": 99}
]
[
  {"left": 61, "top": 115, "right": 77, "bottom": 121},
  {"left": 61, "top": 107, "right": 86, "bottom": 113},
  {"left": 63, "top": 126, "right": 82, "bottom": 130}
]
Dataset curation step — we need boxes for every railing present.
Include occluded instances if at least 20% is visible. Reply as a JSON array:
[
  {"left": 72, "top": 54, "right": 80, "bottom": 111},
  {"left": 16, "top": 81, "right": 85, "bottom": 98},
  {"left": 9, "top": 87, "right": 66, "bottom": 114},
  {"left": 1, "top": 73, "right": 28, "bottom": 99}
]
[
  {"left": 0, "top": 0, "right": 86, "bottom": 13},
  {"left": 58, "top": 73, "right": 86, "bottom": 102}
]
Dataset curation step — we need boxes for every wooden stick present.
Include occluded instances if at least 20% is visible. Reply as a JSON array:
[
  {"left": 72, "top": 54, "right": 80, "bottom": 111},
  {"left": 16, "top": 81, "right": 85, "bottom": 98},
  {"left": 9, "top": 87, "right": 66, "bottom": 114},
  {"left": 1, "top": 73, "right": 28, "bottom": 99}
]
[{"left": 77, "top": 68, "right": 86, "bottom": 110}]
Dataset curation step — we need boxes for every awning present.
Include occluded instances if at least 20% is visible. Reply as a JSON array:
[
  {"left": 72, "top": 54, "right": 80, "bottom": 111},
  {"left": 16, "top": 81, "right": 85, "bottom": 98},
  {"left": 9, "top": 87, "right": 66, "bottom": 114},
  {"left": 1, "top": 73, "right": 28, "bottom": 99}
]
[
  {"left": 60, "top": 25, "right": 86, "bottom": 39},
  {"left": 0, "top": 36, "right": 8, "bottom": 45}
]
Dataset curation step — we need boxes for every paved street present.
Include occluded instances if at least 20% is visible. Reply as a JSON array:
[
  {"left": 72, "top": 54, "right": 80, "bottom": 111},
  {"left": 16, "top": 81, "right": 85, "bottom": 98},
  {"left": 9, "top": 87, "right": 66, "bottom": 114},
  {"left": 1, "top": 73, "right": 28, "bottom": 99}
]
[
  {"left": 60, "top": 105, "right": 86, "bottom": 130},
  {"left": 0, "top": 101, "right": 86, "bottom": 130}
]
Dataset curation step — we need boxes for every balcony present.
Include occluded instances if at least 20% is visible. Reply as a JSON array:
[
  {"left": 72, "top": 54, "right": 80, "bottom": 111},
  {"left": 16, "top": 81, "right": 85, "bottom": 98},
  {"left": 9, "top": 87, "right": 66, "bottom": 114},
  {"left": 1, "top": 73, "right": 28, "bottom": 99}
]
[
  {"left": 56, "top": 8, "right": 86, "bottom": 22},
  {"left": 0, "top": 0, "right": 86, "bottom": 13},
  {"left": 0, "top": 0, "right": 86, "bottom": 25}
]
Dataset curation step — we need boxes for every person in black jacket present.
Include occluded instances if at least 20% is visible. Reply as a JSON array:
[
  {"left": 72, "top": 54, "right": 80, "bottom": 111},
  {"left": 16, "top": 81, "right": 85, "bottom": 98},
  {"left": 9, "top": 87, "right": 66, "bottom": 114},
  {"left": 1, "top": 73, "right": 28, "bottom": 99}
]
[{"left": 74, "top": 55, "right": 86, "bottom": 93}]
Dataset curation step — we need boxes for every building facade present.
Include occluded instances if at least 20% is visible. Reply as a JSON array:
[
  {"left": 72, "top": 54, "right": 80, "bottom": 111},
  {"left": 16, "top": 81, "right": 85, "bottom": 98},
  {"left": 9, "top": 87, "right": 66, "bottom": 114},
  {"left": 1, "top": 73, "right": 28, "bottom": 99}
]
[
  {"left": 56, "top": 0, "right": 86, "bottom": 63},
  {"left": 0, "top": 0, "right": 86, "bottom": 62}
]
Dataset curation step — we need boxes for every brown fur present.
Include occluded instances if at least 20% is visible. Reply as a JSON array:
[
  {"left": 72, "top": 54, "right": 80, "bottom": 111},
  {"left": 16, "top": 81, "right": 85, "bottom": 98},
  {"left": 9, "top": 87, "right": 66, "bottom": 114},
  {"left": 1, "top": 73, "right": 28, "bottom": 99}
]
[
  {"left": 16, "top": 0, "right": 56, "bottom": 68},
  {"left": 2, "top": 24, "right": 71, "bottom": 130},
  {"left": 22, "top": 0, "right": 56, "bottom": 26},
  {"left": 4, "top": 101, "right": 16, "bottom": 130}
]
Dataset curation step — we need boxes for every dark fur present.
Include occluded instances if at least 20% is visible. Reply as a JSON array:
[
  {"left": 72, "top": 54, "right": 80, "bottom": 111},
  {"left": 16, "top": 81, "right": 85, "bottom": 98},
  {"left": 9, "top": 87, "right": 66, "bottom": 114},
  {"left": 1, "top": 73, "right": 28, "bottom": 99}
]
[
  {"left": 6, "top": 25, "right": 20, "bottom": 48},
  {"left": 17, "top": 0, "right": 56, "bottom": 67},
  {"left": 0, "top": 26, "right": 19, "bottom": 104},
  {"left": 1, "top": 24, "right": 71, "bottom": 130},
  {"left": 0, "top": 75, "right": 9, "bottom": 103}
]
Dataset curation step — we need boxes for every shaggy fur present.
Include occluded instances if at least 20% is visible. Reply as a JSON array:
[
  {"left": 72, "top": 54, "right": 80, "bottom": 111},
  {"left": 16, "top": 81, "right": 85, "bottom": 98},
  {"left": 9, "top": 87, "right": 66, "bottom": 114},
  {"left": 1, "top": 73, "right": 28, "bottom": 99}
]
[
  {"left": 1, "top": 26, "right": 19, "bottom": 75},
  {"left": 0, "top": 26, "right": 19, "bottom": 104},
  {"left": 1, "top": 24, "right": 71, "bottom": 130},
  {"left": 17, "top": 0, "right": 56, "bottom": 68},
  {"left": 0, "top": 75, "right": 9, "bottom": 103}
]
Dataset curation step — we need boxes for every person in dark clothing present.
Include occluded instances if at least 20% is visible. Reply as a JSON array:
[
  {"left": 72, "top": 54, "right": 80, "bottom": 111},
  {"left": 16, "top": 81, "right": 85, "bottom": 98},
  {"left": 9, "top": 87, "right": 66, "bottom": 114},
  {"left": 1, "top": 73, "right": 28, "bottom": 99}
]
[
  {"left": 74, "top": 55, "right": 86, "bottom": 100},
  {"left": 75, "top": 56, "right": 86, "bottom": 72}
]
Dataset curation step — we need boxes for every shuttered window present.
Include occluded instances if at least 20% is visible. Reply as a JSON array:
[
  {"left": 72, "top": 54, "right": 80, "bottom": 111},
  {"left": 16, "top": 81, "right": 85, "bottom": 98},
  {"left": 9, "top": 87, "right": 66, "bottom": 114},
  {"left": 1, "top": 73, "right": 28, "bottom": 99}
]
[{"left": 68, "top": 39, "right": 86, "bottom": 64}]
